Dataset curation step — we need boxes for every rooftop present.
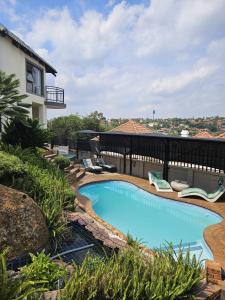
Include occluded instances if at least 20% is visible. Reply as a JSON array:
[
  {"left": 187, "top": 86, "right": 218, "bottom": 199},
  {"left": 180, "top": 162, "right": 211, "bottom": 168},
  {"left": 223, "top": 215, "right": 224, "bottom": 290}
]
[
  {"left": 110, "top": 119, "right": 152, "bottom": 134},
  {"left": 217, "top": 132, "right": 225, "bottom": 139},
  {"left": 0, "top": 23, "right": 57, "bottom": 76},
  {"left": 194, "top": 131, "right": 213, "bottom": 138}
]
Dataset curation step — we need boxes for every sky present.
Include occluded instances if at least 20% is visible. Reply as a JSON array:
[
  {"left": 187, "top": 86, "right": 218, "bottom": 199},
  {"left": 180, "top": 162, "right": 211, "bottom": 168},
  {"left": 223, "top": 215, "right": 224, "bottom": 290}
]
[{"left": 1, "top": 0, "right": 225, "bottom": 120}]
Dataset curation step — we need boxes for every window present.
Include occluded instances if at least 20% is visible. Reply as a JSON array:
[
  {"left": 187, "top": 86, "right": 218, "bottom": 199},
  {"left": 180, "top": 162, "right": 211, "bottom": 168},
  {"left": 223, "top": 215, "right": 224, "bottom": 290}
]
[{"left": 26, "top": 61, "right": 44, "bottom": 96}]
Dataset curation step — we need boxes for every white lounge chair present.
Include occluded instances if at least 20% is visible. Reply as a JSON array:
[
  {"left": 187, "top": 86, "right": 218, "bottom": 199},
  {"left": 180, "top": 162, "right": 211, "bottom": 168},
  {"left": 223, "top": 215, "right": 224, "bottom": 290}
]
[
  {"left": 83, "top": 158, "right": 102, "bottom": 173},
  {"left": 178, "top": 185, "right": 225, "bottom": 202},
  {"left": 148, "top": 171, "right": 173, "bottom": 192}
]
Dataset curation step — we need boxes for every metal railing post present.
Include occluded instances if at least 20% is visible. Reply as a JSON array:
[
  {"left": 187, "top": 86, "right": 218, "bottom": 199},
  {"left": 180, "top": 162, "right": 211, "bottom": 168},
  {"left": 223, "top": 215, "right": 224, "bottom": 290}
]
[
  {"left": 163, "top": 139, "right": 169, "bottom": 181},
  {"left": 129, "top": 136, "right": 133, "bottom": 175}
]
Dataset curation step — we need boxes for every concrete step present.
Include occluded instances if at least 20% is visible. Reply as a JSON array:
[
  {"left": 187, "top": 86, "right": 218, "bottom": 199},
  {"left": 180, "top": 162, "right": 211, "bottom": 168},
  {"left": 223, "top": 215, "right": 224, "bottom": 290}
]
[
  {"left": 76, "top": 170, "right": 85, "bottom": 181},
  {"left": 64, "top": 164, "right": 76, "bottom": 173},
  {"left": 69, "top": 167, "right": 80, "bottom": 175}
]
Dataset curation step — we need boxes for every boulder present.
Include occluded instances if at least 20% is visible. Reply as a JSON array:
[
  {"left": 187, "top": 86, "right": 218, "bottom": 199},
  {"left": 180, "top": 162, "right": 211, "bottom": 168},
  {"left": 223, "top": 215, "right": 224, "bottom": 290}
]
[{"left": 0, "top": 184, "right": 49, "bottom": 259}]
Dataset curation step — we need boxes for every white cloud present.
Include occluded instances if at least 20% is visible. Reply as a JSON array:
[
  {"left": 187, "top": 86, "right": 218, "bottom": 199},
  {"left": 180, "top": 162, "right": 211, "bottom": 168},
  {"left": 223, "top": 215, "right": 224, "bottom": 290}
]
[
  {"left": 149, "top": 64, "right": 218, "bottom": 95},
  {"left": 6, "top": 0, "right": 225, "bottom": 118},
  {"left": 0, "top": 0, "right": 20, "bottom": 22},
  {"left": 107, "top": 0, "right": 117, "bottom": 7}
]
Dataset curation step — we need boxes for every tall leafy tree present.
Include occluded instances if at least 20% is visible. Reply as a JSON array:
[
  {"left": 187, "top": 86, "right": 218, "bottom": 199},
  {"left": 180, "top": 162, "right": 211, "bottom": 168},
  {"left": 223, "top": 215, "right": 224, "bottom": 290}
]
[
  {"left": 48, "top": 114, "right": 83, "bottom": 145},
  {"left": 0, "top": 71, "right": 30, "bottom": 128},
  {"left": 48, "top": 111, "right": 108, "bottom": 147},
  {"left": 83, "top": 111, "right": 105, "bottom": 132}
]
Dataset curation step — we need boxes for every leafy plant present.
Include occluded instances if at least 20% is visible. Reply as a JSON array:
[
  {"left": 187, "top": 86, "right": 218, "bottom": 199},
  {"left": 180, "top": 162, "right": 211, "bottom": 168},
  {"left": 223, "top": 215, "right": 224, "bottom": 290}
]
[
  {"left": 126, "top": 232, "right": 144, "bottom": 249},
  {"left": 53, "top": 156, "right": 71, "bottom": 170},
  {"left": 58, "top": 246, "right": 202, "bottom": 300},
  {"left": 20, "top": 251, "right": 67, "bottom": 290},
  {"left": 0, "top": 151, "right": 27, "bottom": 186},
  {"left": 39, "top": 186, "right": 69, "bottom": 243},
  {"left": 2, "top": 118, "right": 50, "bottom": 149},
  {"left": 0, "top": 71, "right": 30, "bottom": 126},
  {"left": 0, "top": 248, "right": 47, "bottom": 300}
]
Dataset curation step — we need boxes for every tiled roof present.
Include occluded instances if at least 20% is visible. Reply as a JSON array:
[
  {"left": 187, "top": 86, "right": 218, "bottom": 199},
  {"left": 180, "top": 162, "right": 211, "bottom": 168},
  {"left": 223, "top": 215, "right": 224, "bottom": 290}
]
[
  {"left": 217, "top": 132, "right": 225, "bottom": 139},
  {"left": 110, "top": 119, "right": 152, "bottom": 134},
  {"left": 0, "top": 23, "right": 57, "bottom": 75},
  {"left": 194, "top": 131, "right": 213, "bottom": 138}
]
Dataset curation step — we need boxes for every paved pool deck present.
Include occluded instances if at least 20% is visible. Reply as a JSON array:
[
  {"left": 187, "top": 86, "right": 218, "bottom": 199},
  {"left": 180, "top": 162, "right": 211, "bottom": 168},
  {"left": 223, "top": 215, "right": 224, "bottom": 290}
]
[{"left": 75, "top": 172, "right": 225, "bottom": 270}]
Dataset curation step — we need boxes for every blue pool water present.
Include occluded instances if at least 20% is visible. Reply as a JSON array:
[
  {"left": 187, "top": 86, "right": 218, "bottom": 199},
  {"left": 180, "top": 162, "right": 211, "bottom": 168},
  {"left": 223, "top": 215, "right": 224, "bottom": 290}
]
[
  {"left": 62, "top": 152, "right": 76, "bottom": 160},
  {"left": 79, "top": 180, "right": 223, "bottom": 261}
]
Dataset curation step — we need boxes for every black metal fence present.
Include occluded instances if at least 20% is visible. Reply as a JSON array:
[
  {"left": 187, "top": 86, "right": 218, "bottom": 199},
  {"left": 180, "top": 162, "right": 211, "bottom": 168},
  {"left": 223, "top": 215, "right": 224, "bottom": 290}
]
[
  {"left": 77, "top": 139, "right": 92, "bottom": 152},
  {"left": 45, "top": 86, "right": 64, "bottom": 104},
  {"left": 98, "top": 133, "right": 225, "bottom": 180}
]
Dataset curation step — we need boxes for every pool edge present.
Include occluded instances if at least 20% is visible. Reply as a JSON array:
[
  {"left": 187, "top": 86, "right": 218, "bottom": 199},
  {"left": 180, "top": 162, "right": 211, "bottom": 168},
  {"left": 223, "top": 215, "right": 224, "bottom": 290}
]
[{"left": 76, "top": 174, "right": 225, "bottom": 269}]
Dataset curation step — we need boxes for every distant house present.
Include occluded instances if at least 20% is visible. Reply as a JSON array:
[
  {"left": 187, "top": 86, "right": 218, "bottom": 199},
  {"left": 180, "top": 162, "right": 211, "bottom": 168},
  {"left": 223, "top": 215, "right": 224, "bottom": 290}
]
[
  {"left": 0, "top": 24, "right": 66, "bottom": 128},
  {"left": 194, "top": 131, "right": 213, "bottom": 138},
  {"left": 180, "top": 129, "right": 189, "bottom": 137},
  {"left": 110, "top": 119, "right": 152, "bottom": 134},
  {"left": 217, "top": 132, "right": 225, "bottom": 139}
]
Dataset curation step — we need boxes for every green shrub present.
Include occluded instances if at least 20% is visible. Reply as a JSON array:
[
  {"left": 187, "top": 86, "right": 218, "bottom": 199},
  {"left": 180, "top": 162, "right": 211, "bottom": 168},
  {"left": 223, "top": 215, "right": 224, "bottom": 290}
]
[
  {"left": 0, "top": 248, "right": 47, "bottom": 300},
  {"left": 0, "top": 151, "right": 27, "bottom": 186},
  {"left": 10, "top": 146, "right": 53, "bottom": 170},
  {"left": 2, "top": 118, "right": 50, "bottom": 149},
  {"left": 58, "top": 246, "right": 202, "bottom": 300},
  {"left": 20, "top": 251, "right": 67, "bottom": 290},
  {"left": 0, "top": 147, "right": 75, "bottom": 242},
  {"left": 53, "top": 156, "right": 70, "bottom": 170}
]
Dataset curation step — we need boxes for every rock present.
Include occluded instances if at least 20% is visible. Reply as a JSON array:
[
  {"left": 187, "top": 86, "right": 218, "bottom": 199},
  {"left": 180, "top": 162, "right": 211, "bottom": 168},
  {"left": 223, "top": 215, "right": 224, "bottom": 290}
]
[{"left": 0, "top": 184, "right": 49, "bottom": 259}]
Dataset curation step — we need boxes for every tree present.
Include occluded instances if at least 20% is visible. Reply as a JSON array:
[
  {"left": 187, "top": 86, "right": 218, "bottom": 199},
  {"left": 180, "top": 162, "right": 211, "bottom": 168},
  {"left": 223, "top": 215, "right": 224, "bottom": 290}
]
[
  {"left": 48, "top": 112, "right": 107, "bottom": 147},
  {"left": 2, "top": 118, "right": 50, "bottom": 149},
  {"left": 0, "top": 71, "right": 30, "bottom": 128},
  {"left": 48, "top": 114, "right": 83, "bottom": 146},
  {"left": 82, "top": 111, "right": 105, "bottom": 132}
]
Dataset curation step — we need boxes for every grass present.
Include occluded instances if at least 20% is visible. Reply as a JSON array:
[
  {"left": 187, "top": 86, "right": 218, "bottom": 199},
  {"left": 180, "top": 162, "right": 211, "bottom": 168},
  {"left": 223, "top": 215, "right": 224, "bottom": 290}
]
[
  {"left": 58, "top": 245, "right": 202, "bottom": 300},
  {"left": 126, "top": 232, "right": 145, "bottom": 249}
]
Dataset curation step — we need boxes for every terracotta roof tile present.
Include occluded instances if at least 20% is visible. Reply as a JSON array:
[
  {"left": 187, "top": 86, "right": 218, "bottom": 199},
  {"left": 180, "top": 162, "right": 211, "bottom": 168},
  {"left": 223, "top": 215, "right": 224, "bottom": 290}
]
[
  {"left": 217, "top": 132, "right": 225, "bottom": 139},
  {"left": 194, "top": 131, "right": 213, "bottom": 138},
  {"left": 110, "top": 119, "right": 151, "bottom": 134}
]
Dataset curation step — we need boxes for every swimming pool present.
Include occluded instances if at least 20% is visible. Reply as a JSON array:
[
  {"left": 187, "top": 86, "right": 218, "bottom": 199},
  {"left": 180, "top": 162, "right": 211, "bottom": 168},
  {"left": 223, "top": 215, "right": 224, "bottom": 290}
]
[
  {"left": 79, "top": 180, "right": 223, "bottom": 260},
  {"left": 62, "top": 151, "right": 76, "bottom": 160}
]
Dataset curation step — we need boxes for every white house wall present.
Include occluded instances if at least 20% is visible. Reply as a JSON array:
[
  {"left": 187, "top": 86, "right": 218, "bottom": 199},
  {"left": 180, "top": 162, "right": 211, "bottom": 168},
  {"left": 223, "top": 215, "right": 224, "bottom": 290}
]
[{"left": 0, "top": 36, "right": 47, "bottom": 127}]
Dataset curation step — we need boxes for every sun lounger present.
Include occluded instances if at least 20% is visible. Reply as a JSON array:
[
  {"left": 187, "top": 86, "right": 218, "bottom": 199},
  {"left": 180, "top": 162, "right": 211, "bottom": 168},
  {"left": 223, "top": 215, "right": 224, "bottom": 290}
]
[
  {"left": 178, "top": 185, "right": 225, "bottom": 202},
  {"left": 148, "top": 171, "right": 173, "bottom": 192},
  {"left": 96, "top": 156, "right": 117, "bottom": 172},
  {"left": 83, "top": 158, "right": 102, "bottom": 173}
]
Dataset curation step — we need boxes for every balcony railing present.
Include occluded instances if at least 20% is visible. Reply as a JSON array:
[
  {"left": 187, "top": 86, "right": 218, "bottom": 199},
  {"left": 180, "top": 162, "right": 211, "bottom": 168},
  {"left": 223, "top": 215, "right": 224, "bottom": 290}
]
[{"left": 45, "top": 86, "right": 65, "bottom": 108}]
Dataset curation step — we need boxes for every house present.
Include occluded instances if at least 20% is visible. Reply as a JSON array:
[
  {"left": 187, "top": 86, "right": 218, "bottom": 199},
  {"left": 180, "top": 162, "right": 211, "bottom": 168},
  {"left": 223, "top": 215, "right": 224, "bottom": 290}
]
[
  {"left": 180, "top": 129, "right": 189, "bottom": 137},
  {"left": 217, "top": 132, "right": 225, "bottom": 139},
  {"left": 0, "top": 24, "right": 66, "bottom": 128},
  {"left": 194, "top": 131, "right": 213, "bottom": 138},
  {"left": 110, "top": 119, "right": 152, "bottom": 134}
]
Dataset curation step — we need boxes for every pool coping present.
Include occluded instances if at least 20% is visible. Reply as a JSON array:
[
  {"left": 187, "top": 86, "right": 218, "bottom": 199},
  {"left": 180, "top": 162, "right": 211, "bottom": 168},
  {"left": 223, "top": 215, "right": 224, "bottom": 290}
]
[{"left": 75, "top": 173, "right": 225, "bottom": 270}]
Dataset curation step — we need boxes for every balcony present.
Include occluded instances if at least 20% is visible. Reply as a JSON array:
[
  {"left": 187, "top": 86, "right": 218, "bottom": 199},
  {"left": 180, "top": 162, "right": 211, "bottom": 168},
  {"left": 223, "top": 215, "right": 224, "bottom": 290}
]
[{"left": 45, "top": 86, "right": 66, "bottom": 109}]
